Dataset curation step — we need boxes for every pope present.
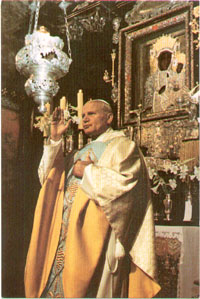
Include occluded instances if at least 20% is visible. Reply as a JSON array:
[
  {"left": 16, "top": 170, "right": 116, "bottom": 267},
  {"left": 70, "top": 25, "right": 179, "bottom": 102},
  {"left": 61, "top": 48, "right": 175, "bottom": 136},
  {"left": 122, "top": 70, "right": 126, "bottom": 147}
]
[{"left": 24, "top": 99, "right": 160, "bottom": 298}]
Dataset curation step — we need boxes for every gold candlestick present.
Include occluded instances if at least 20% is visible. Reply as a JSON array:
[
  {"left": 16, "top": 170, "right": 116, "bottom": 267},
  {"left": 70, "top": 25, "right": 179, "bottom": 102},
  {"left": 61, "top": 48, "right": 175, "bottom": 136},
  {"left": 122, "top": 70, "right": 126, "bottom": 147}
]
[
  {"left": 111, "top": 49, "right": 116, "bottom": 87},
  {"left": 45, "top": 102, "right": 51, "bottom": 116},
  {"left": 163, "top": 194, "right": 172, "bottom": 221},
  {"left": 78, "top": 131, "right": 83, "bottom": 149},
  {"left": 77, "top": 89, "right": 83, "bottom": 129},
  {"left": 66, "top": 98, "right": 68, "bottom": 111},
  {"left": 103, "top": 49, "right": 116, "bottom": 87}
]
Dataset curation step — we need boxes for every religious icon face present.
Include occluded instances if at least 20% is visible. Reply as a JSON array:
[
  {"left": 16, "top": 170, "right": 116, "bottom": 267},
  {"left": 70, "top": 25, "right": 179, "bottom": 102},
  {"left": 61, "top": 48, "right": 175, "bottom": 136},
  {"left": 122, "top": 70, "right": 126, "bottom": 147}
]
[
  {"left": 176, "top": 63, "right": 184, "bottom": 74},
  {"left": 158, "top": 51, "right": 172, "bottom": 71}
]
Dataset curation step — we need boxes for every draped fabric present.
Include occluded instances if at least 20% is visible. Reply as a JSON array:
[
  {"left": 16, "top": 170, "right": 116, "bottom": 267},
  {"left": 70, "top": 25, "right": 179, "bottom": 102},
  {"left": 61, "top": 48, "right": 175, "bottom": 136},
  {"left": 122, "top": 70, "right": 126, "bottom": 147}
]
[
  {"left": 63, "top": 188, "right": 160, "bottom": 298},
  {"left": 63, "top": 188, "right": 110, "bottom": 298},
  {"left": 81, "top": 133, "right": 158, "bottom": 280},
  {"left": 43, "top": 140, "right": 112, "bottom": 297},
  {"left": 24, "top": 128, "right": 160, "bottom": 298},
  {"left": 24, "top": 147, "right": 65, "bottom": 298}
]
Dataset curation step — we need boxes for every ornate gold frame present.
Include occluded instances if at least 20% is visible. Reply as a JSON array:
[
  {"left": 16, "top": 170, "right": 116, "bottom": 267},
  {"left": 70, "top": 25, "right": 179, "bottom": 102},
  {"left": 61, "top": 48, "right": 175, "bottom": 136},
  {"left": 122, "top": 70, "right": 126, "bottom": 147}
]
[{"left": 117, "top": 2, "right": 194, "bottom": 127}]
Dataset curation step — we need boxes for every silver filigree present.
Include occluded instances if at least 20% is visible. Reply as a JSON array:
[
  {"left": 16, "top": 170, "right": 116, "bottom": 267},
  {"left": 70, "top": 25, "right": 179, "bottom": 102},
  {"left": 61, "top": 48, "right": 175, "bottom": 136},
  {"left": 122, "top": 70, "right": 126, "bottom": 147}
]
[
  {"left": 112, "top": 17, "right": 121, "bottom": 45},
  {"left": 69, "top": 17, "right": 84, "bottom": 41},
  {"left": 15, "top": 29, "right": 72, "bottom": 113},
  {"left": 79, "top": 7, "right": 106, "bottom": 32}
]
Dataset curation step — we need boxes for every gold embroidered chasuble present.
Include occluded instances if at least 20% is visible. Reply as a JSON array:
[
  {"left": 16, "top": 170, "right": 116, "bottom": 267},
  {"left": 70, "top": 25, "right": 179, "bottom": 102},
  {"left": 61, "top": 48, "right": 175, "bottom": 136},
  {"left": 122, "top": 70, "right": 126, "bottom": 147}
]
[{"left": 24, "top": 128, "right": 160, "bottom": 298}]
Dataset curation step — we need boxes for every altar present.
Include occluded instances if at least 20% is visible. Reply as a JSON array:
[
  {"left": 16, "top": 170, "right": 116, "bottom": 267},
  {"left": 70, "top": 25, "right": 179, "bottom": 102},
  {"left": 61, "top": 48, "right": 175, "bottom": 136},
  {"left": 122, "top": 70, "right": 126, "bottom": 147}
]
[{"left": 155, "top": 225, "right": 199, "bottom": 298}]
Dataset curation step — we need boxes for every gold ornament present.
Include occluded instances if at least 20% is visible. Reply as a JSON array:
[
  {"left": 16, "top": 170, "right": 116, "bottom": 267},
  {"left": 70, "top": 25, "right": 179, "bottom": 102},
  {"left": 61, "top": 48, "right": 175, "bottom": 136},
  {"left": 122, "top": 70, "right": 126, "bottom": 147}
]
[
  {"left": 152, "top": 34, "right": 179, "bottom": 57},
  {"left": 175, "top": 52, "right": 186, "bottom": 65}
]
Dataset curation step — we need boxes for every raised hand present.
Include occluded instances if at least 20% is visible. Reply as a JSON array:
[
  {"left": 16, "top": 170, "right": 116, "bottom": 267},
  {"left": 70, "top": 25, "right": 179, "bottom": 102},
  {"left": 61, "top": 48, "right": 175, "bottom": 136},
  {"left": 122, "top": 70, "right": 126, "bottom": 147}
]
[{"left": 51, "top": 107, "right": 71, "bottom": 141}]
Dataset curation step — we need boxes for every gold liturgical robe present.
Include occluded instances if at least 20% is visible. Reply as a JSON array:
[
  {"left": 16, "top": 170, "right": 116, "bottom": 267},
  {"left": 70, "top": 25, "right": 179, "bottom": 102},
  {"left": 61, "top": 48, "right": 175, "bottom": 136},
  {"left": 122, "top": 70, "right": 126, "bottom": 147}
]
[{"left": 24, "top": 128, "right": 160, "bottom": 298}]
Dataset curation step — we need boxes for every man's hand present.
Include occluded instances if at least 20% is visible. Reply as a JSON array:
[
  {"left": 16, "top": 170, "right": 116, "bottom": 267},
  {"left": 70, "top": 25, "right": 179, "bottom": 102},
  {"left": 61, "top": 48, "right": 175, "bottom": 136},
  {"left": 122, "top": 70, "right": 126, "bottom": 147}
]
[
  {"left": 51, "top": 107, "right": 71, "bottom": 141},
  {"left": 73, "top": 155, "right": 93, "bottom": 178}
]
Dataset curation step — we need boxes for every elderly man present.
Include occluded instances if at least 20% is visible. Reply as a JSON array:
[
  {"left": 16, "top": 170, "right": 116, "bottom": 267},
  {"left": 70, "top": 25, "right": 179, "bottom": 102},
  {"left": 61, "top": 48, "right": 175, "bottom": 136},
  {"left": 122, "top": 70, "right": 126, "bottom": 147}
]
[{"left": 25, "top": 100, "right": 160, "bottom": 298}]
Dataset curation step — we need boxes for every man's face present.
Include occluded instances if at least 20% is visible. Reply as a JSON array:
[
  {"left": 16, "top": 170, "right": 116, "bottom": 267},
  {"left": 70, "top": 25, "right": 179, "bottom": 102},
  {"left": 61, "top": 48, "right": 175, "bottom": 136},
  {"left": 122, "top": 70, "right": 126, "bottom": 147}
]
[{"left": 82, "top": 101, "right": 113, "bottom": 138}]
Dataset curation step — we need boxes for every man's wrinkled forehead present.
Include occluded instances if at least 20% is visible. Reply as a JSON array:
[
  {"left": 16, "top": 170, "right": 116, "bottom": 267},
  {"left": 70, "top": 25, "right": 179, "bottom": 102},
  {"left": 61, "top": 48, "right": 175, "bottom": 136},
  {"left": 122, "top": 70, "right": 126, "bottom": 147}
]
[{"left": 83, "top": 101, "right": 105, "bottom": 112}]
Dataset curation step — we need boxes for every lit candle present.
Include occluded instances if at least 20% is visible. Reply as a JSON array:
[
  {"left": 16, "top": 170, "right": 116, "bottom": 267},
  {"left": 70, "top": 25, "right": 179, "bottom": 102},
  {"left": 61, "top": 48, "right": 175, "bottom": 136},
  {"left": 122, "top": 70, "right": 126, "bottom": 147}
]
[
  {"left": 45, "top": 102, "right": 51, "bottom": 116},
  {"left": 77, "top": 89, "right": 83, "bottom": 129},
  {"left": 60, "top": 96, "right": 66, "bottom": 110}
]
